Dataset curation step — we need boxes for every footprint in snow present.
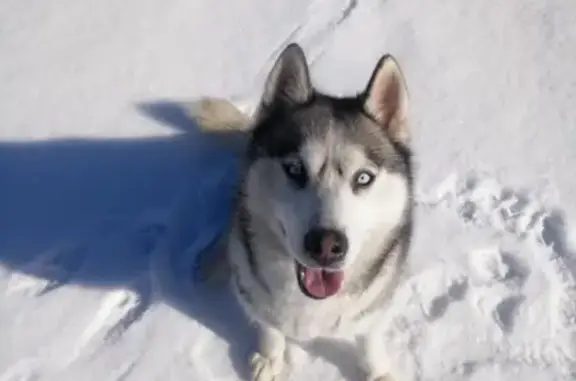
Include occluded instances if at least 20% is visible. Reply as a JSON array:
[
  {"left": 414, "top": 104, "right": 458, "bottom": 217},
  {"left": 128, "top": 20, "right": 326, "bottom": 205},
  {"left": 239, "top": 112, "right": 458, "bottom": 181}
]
[
  {"left": 412, "top": 265, "right": 469, "bottom": 321},
  {"left": 467, "top": 247, "right": 526, "bottom": 334}
]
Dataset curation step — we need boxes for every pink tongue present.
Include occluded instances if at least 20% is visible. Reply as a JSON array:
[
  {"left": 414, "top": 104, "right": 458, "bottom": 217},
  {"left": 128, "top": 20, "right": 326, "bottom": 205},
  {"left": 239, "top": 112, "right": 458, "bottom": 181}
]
[{"left": 303, "top": 268, "right": 344, "bottom": 298}]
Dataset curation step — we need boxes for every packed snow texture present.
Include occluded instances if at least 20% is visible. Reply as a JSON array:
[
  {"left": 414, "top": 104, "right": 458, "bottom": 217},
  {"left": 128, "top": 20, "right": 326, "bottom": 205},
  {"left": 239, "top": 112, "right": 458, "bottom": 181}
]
[{"left": 1, "top": 0, "right": 576, "bottom": 380}]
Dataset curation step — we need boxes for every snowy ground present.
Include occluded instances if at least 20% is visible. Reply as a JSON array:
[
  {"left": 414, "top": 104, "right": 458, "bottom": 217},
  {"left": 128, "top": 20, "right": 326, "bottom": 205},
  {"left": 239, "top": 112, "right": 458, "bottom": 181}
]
[{"left": 1, "top": 0, "right": 576, "bottom": 380}]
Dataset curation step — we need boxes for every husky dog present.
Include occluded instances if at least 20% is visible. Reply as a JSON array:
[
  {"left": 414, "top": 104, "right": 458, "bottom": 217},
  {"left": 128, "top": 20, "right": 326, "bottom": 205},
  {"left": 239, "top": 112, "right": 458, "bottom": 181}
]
[{"left": 190, "top": 43, "right": 413, "bottom": 381}]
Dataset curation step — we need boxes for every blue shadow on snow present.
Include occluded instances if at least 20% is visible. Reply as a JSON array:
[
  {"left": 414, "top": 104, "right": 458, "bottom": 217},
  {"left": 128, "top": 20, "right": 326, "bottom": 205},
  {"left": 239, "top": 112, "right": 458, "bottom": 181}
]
[{"left": 0, "top": 100, "right": 254, "bottom": 379}]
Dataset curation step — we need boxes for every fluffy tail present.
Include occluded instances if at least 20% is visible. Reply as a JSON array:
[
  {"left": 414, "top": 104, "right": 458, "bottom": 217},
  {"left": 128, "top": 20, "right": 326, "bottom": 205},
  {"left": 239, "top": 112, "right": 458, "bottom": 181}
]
[
  {"left": 187, "top": 98, "right": 251, "bottom": 154},
  {"left": 188, "top": 97, "right": 251, "bottom": 133}
]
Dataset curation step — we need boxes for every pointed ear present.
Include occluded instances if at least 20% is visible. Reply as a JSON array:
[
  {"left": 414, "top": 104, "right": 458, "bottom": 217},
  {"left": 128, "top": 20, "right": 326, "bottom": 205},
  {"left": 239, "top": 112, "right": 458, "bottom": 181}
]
[
  {"left": 260, "top": 43, "right": 312, "bottom": 110},
  {"left": 363, "top": 54, "right": 409, "bottom": 143}
]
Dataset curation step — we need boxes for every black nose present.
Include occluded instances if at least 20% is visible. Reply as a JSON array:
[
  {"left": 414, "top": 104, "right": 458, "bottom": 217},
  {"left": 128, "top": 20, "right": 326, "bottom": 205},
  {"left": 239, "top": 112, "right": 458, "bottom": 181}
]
[{"left": 303, "top": 227, "right": 348, "bottom": 266}]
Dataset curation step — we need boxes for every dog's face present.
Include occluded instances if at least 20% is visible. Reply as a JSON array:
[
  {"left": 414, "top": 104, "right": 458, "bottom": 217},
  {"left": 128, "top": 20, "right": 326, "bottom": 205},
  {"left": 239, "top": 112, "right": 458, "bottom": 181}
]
[{"left": 242, "top": 44, "right": 412, "bottom": 299}]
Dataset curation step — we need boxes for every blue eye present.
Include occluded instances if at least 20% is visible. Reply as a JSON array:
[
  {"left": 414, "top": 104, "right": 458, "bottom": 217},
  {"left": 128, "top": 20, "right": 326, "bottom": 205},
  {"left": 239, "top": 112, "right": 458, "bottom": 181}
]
[
  {"left": 282, "top": 158, "right": 308, "bottom": 188},
  {"left": 286, "top": 161, "right": 302, "bottom": 176},
  {"left": 353, "top": 170, "right": 375, "bottom": 189}
]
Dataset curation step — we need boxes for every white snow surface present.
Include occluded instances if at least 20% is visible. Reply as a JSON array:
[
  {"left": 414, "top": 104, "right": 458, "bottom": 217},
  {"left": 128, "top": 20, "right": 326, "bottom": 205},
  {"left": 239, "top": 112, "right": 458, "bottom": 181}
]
[{"left": 1, "top": 0, "right": 576, "bottom": 380}]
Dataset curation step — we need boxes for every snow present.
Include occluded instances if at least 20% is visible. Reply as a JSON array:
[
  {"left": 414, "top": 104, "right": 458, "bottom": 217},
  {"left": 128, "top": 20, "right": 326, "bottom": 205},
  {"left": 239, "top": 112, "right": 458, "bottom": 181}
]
[{"left": 1, "top": 0, "right": 576, "bottom": 379}]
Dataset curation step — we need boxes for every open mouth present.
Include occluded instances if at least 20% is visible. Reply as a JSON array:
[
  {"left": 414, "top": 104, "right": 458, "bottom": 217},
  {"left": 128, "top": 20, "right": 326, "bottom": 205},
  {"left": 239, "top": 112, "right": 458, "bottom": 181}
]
[{"left": 295, "top": 262, "right": 344, "bottom": 300}]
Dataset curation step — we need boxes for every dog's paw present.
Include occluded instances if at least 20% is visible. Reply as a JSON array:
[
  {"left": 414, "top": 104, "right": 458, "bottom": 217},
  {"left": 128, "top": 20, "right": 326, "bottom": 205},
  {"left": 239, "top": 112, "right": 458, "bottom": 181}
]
[{"left": 250, "top": 352, "right": 283, "bottom": 381}]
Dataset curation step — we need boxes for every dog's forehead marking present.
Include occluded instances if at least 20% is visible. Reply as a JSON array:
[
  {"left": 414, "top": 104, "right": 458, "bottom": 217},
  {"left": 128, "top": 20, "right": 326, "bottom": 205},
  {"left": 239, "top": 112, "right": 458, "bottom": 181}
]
[
  {"left": 300, "top": 138, "right": 329, "bottom": 177},
  {"left": 295, "top": 103, "right": 386, "bottom": 168},
  {"left": 301, "top": 131, "right": 375, "bottom": 180}
]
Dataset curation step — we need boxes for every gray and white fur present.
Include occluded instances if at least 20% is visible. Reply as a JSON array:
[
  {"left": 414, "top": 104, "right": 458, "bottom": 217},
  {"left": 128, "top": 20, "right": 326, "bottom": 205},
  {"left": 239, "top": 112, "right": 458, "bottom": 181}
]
[{"left": 191, "top": 43, "right": 414, "bottom": 381}]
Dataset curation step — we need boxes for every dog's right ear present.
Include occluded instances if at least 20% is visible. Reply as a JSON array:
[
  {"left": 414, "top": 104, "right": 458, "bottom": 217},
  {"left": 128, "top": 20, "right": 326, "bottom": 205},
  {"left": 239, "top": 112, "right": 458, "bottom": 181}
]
[
  {"left": 363, "top": 54, "right": 409, "bottom": 144},
  {"left": 260, "top": 43, "right": 313, "bottom": 111}
]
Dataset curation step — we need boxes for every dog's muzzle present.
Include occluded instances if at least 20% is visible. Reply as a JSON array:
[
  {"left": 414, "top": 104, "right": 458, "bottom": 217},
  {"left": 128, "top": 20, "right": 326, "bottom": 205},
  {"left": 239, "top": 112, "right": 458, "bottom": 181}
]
[
  {"left": 295, "top": 227, "right": 347, "bottom": 300},
  {"left": 303, "top": 227, "right": 348, "bottom": 267}
]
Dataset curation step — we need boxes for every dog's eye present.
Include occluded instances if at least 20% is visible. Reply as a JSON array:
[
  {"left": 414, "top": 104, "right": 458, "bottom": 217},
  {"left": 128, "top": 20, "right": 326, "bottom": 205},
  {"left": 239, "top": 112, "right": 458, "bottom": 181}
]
[
  {"left": 282, "top": 159, "right": 308, "bottom": 188},
  {"left": 352, "top": 170, "right": 375, "bottom": 190}
]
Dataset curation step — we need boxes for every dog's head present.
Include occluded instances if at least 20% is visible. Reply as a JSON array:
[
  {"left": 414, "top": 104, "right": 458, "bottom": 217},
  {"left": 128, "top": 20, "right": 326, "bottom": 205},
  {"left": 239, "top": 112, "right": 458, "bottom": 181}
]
[{"left": 241, "top": 44, "right": 412, "bottom": 300}]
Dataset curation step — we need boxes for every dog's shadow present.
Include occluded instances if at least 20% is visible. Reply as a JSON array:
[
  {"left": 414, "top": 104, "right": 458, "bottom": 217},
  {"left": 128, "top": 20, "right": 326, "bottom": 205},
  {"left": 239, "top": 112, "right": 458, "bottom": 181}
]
[
  {"left": 0, "top": 99, "right": 363, "bottom": 381},
  {"left": 137, "top": 100, "right": 259, "bottom": 378}
]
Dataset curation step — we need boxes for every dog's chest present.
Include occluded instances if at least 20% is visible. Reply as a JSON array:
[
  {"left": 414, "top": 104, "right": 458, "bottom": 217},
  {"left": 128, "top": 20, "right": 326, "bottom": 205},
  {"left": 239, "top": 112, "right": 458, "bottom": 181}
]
[
  {"left": 259, "top": 285, "right": 368, "bottom": 341},
  {"left": 273, "top": 307, "right": 334, "bottom": 340}
]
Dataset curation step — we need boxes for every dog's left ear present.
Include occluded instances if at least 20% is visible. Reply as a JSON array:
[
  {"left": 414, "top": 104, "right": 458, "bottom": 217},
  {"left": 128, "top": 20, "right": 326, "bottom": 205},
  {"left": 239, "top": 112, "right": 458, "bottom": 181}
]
[{"left": 363, "top": 55, "right": 409, "bottom": 144}]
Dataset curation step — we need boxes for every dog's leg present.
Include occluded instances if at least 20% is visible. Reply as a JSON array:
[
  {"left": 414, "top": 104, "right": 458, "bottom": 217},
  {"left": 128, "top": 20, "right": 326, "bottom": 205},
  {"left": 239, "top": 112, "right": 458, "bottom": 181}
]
[
  {"left": 250, "top": 324, "right": 286, "bottom": 381},
  {"left": 356, "top": 334, "right": 395, "bottom": 381}
]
